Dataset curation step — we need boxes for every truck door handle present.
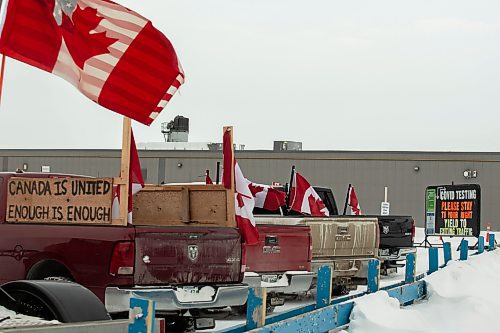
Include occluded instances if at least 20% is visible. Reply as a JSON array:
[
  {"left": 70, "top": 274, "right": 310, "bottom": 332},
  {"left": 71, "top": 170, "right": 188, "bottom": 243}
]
[{"left": 265, "top": 235, "right": 279, "bottom": 246}]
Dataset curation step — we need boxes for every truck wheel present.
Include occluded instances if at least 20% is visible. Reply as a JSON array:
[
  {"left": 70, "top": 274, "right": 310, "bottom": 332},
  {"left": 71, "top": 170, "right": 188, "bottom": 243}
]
[
  {"left": 332, "top": 284, "right": 349, "bottom": 296},
  {"left": 1, "top": 280, "right": 110, "bottom": 323},
  {"left": 26, "top": 260, "right": 74, "bottom": 282}
]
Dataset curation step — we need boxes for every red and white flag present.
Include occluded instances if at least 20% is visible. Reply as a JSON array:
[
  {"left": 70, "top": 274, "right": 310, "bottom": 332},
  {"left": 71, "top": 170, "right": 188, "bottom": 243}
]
[
  {"left": 234, "top": 163, "right": 259, "bottom": 245},
  {"left": 347, "top": 185, "right": 362, "bottom": 215},
  {"left": 0, "top": 0, "right": 184, "bottom": 125},
  {"left": 112, "top": 130, "right": 144, "bottom": 223},
  {"left": 249, "top": 183, "right": 286, "bottom": 211},
  {"left": 290, "top": 172, "right": 329, "bottom": 217}
]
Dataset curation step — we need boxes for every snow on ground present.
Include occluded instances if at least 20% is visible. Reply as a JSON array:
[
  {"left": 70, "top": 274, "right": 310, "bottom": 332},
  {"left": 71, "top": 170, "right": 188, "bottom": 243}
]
[
  {"left": 0, "top": 305, "right": 58, "bottom": 329},
  {"left": 211, "top": 228, "right": 499, "bottom": 332},
  {"left": 344, "top": 246, "right": 500, "bottom": 333}
]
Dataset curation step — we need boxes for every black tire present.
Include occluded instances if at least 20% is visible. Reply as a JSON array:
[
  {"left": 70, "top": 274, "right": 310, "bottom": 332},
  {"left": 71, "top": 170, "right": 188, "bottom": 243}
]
[
  {"left": 332, "top": 284, "right": 349, "bottom": 296},
  {"left": 1, "top": 280, "right": 111, "bottom": 323}
]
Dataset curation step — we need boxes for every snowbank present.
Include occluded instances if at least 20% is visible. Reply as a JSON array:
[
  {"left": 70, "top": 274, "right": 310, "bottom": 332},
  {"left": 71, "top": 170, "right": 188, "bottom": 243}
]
[
  {"left": 345, "top": 249, "right": 500, "bottom": 333},
  {"left": 0, "top": 305, "right": 58, "bottom": 329}
]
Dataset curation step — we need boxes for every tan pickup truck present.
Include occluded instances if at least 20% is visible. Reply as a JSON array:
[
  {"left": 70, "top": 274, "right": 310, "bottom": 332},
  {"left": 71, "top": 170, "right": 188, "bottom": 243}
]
[{"left": 255, "top": 216, "right": 379, "bottom": 295}]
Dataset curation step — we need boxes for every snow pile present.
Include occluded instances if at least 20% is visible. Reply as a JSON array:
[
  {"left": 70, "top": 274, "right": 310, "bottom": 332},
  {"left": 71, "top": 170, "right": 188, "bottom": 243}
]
[
  {"left": 0, "top": 305, "right": 58, "bottom": 328},
  {"left": 345, "top": 249, "right": 500, "bottom": 333}
]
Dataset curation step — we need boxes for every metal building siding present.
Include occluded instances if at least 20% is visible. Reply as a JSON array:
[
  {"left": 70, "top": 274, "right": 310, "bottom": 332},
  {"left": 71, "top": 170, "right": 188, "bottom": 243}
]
[{"left": 1, "top": 149, "right": 500, "bottom": 230}]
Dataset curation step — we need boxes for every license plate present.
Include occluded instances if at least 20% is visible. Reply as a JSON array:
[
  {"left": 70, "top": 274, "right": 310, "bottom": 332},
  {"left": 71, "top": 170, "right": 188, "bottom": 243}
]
[
  {"left": 380, "top": 249, "right": 390, "bottom": 256},
  {"left": 334, "top": 261, "right": 353, "bottom": 271},
  {"left": 174, "top": 286, "right": 216, "bottom": 303},
  {"left": 269, "top": 297, "right": 285, "bottom": 306},
  {"left": 261, "top": 274, "right": 279, "bottom": 283},
  {"left": 195, "top": 318, "right": 215, "bottom": 330}
]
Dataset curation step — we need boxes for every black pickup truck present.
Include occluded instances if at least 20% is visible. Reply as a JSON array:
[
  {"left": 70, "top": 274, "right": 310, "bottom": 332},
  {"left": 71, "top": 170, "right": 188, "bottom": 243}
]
[{"left": 313, "top": 187, "right": 416, "bottom": 275}]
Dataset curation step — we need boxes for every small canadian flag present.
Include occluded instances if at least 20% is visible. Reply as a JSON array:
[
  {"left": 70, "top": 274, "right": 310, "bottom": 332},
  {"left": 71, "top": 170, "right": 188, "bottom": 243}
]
[
  {"left": 289, "top": 171, "right": 329, "bottom": 217},
  {"left": 347, "top": 185, "right": 362, "bottom": 215}
]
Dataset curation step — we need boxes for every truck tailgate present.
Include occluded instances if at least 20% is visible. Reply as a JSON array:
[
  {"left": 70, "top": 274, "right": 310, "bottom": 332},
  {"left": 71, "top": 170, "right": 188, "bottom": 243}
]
[
  {"left": 133, "top": 226, "right": 241, "bottom": 285},
  {"left": 307, "top": 217, "right": 378, "bottom": 258},
  {"left": 376, "top": 216, "right": 414, "bottom": 248},
  {"left": 246, "top": 225, "right": 311, "bottom": 272},
  {"left": 255, "top": 216, "right": 378, "bottom": 259}
]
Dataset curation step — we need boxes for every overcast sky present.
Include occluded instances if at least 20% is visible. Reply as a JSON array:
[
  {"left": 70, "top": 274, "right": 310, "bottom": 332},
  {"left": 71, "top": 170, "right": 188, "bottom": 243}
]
[{"left": 1, "top": 0, "right": 499, "bottom": 151}]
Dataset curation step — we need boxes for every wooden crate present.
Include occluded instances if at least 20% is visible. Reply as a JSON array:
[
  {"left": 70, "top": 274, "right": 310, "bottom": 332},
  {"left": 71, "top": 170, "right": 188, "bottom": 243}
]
[{"left": 132, "top": 184, "right": 236, "bottom": 227}]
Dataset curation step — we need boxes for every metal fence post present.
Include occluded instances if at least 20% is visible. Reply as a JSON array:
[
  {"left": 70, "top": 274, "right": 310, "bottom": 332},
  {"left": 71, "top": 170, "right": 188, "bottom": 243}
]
[
  {"left": 478, "top": 236, "right": 484, "bottom": 254},
  {"left": 367, "top": 259, "right": 380, "bottom": 293},
  {"left": 428, "top": 247, "right": 438, "bottom": 274},
  {"left": 443, "top": 242, "right": 452, "bottom": 265},
  {"left": 405, "top": 252, "right": 416, "bottom": 283},
  {"left": 489, "top": 234, "right": 496, "bottom": 251},
  {"left": 460, "top": 239, "right": 469, "bottom": 260},
  {"left": 128, "top": 298, "right": 155, "bottom": 333},
  {"left": 316, "top": 265, "right": 332, "bottom": 308},
  {"left": 246, "top": 287, "right": 267, "bottom": 330}
]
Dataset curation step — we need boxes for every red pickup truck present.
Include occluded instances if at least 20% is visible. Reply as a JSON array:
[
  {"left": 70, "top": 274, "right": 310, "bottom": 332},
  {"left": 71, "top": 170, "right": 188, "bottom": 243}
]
[
  {"left": 0, "top": 172, "right": 247, "bottom": 329},
  {"left": 242, "top": 224, "right": 313, "bottom": 312}
]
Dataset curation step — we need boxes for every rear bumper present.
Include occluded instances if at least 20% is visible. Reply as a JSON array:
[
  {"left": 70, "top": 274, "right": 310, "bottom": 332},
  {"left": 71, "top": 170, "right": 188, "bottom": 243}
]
[
  {"left": 379, "top": 247, "right": 416, "bottom": 261},
  {"left": 243, "top": 271, "right": 314, "bottom": 294},
  {"left": 105, "top": 284, "right": 248, "bottom": 313}
]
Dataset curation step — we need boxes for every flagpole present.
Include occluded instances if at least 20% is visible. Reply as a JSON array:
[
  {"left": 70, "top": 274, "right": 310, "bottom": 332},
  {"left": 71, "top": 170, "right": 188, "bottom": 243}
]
[
  {"left": 0, "top": 54, "right": 6, "bottom": 105},
  {"left": 223, "top": 126, "right": 236, "bottom": 227},
  {"left": 286, "top": 165, "right": 296, "bottom": 212},
  {"left": 342, "top": 183, "right": 352, "bottom": 215},
  {"left": 216, "top": 161, "right": 221, "bottom": 184},
  {"left": 117, "top": 117, "right": 132, "bottom": 226}
]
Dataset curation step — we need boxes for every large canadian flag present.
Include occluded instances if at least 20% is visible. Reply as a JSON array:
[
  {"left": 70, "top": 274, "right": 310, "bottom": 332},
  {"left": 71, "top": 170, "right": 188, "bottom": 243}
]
[
  {"left": 347, "top": 185, "right": 362, "bottom": 215},
  {"left": 112, "top": 130, "right": 144, "bottom": 223},
  {"left": 0, "top": 0, "right": 184, "bottom": 125},
  {"left": 290, "top": 172, "right": 329, "bottom": 217},
  {"left": 249, "top": 183, "right": 286, "bottom": 211},
  {"left": 234, "top": 163, "right": 259, "bottom": 245}
]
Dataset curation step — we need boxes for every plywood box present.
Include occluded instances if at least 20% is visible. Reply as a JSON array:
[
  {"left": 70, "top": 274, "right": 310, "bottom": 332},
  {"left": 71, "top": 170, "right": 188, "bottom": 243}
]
[
  {"left": 132, "top": 184, "right": 236, "bottom": 227},
  {"left": 6, "top": 177, "right": 113, "bottom": 224}
]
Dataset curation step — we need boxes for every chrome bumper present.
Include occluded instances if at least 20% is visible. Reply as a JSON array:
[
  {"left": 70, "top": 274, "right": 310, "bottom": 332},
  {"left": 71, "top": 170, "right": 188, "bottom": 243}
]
[
  {"left": 105, "top": 284, "right": 248, "bottom": 313},
  {"left": 243, "top": 271, "right": 314, "bottom": 294},
  {"left": 379, "top": 247, "right": 416, "bottom": 261}
]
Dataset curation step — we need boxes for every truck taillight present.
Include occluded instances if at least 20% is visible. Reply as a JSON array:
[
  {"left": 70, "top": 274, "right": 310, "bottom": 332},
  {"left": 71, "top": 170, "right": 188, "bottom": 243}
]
[
  {"left": 412, "top": 222, "right": 416, "bottom": 243},
  {"left": 109, "top": 241, "right": 135, "bottom": 276},
  {"left": 307, "top": 232, "right": 313, "bottom": 271}
]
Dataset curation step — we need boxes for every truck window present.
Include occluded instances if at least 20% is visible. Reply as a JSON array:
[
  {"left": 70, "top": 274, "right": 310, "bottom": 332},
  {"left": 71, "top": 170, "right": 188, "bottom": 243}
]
[{"left": 325, "top": 191, "right": 339, "bottom": 215}]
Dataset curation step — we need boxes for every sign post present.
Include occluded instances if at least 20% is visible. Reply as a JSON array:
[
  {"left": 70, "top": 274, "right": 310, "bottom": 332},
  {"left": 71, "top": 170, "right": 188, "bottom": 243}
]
[{"left": 380, "top": 187, "right": 390, "bottom": 216}]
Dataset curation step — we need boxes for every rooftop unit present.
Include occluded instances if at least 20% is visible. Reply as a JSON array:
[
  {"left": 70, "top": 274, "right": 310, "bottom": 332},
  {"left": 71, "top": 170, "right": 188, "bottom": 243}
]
[{"left": 161, "top": 116, "right": 189, "bottom": 142}]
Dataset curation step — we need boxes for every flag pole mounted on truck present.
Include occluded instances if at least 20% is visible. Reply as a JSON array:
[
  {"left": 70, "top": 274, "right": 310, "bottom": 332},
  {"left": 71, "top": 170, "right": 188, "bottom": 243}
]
[
  {"left": 114, "top": 117, "right": 132, "bottom": 226},
  {"left": 286, "top": 165, "right": 296, "bottom": 211}
]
